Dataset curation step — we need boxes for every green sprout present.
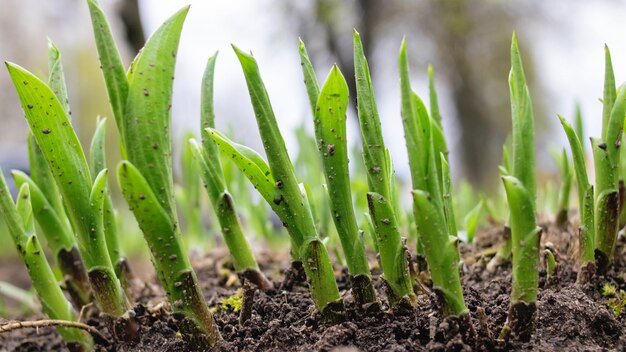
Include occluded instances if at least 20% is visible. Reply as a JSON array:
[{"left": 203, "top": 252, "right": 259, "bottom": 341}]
[
  {"left": 500, "top": 33, "right": 541, "bottom": 341},
  {"left": 557, "top": 114, "right": 595, "bottom": 283},
  {"left": 353, "top": 30, "right": 415, "bottom": 305},
  {"left": 207, "top": 45, "right": 342, "bottom": 319},
  {"left": 464, "top": 199, "right": 485, "bottom": 244},
  {"left": 592, "top": 46, "right": 626, "bottom": 273},
  {"left": 190, "top": 52, "right": 270, "bottom": 289},
  {"left": 543, "top": 248, "right": 557, "bottom": 283},
  {"left": 299, "top": 40, "right": 377, "bottom": 306},
  {"left": 87, "top": 2, "right": 221, "bottom": 345},
  {"left": 6, "top": 63, "right": 128, "bottom": 316},
  {"left": 0, "top": 173, "right": 94, "bottom": 351},
  {"left": 399, "top": 38, "right": 466, "bottom": 316},
  {"left": 14, "top": 39, "right": 92, "bottom": 310},
  {"left": 89, "top": 117, "right": 132, "bottom": 292}
]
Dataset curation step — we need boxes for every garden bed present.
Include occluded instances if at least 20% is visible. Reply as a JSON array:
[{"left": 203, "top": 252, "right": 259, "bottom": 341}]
[{"left": 1, "top": 218, "right": 624, "bottom": 351}]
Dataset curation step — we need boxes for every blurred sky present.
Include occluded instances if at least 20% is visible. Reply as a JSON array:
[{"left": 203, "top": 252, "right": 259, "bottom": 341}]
[{"left": 1, "top": 0, "right": 626, "bottom": 183}]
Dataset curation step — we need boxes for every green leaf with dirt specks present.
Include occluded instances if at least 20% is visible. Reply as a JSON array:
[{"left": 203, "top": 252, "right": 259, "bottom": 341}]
[
  {"left": 314, "top": 65, "right": 373, "bottom": 291},
  {"left": 0, "top": 176, "right": 93, "bottom": 349},
  {"left": 298, "top": 39, "right": 320, "bottom": 114},
  {"left": 122, "top": 6, "right": 189, "bottom": 219},
  {"left": 6, "top": 62, "right": 126, "bottom": 316},
  {"left": 501, "top": 176, "right": 540, "bottom": 305},
  {"left": 207, "top": 129, "right": 276, "bottom": 204},
  {"left": 366, "top": 192, "right": 415, "bottom": 304},
  {"left": 6, "top": 64, "right": 94, "bottom": 257},
  {"left": 354, "top": 30, "right": 392, "bottom": 201},
  {"left": 412, "top": 189, "right": 467, "bottom": 316},
  {"left": 47, "top": 38, "right": 71, "bottom": 117},
  {"left": 233, "top": 44, "right": 340, "bottom": 313},
  {"left": 117, "top": 160, "right": 221, "bottom": 344}
]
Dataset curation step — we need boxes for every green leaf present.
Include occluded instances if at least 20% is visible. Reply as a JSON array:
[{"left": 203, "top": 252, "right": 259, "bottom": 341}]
[
  {"left": 200, "top": 52, "right": 224, "bottom": 172},
  {"left": 27, "top": 134, "right": 67, "bottom": 228},
  {"left": 315, "top": 65, "right": 371, "bottom": 279},
  {"left": 298, "top": 39, "right": 320, "bottom": 114},
  {"left": 557, "top": 115, "right": 590, "bottom": 206},
  {"left": 441, "top": 156, "right": 458, "bottom": 237},
  {"left": 86, "top": 0, "right": 128, "bottom": 139},
  {"left": 464, "top": 199, "right": 484, "bottom": 244},
  {"left": 0, "top": 175, "right": 92, "bottom": 349},
  {"left": 11, "top": 170, "right": 75, "bottom": 256},
  {"left": 5, "top": 63, "right": 97, "bottom": 259},
  {"left": 122, "top": 6, "right": 189, "bottom": 218},
  {"left": 574, "top": 103, "right": 585, "bottom": 149},
  {"left": 602, "top": 45, "right": 616, "bottom": 140},
  {"left": 117, "top": 161, "right": 188, "bottom": 286},
  {"left": 47, "top": 38, "right": 70, "bottom": 117},
  {"left": 412, "top": 189, "right": 467, "bottom": 316},
  {"left": 88, "top": 168, "right": 109, "bottom": 256},
  {"left": 367, "top": 192, "right": 415, "bottom": 304},
  {"left": 354, "top": 30, "right": 391, "bottom": 199},
  {"left": 509, "top": 33, "right": 536, "bottom": 200},
  {"left": 232, "top": 45, "right": 321, "bottom": 247},
  {"left": 89, "top": 117, "right": 108, "bottom": 177},
  {"left": 207, "top": 128, "right": 276, "bottom": 204},
  {"left": 300, "top": 238, "right": 342, "bottom": 313},
  {"left": 501, "top": 175, "right": 540, "bottom": 305},
  {"left": 117, "top": 161, "right": 221, "bottom": 344},
  {"left": 428, "top": 65, "right": 442, "bottom": 128},
  {"left": 6, "top": 62, "right": 126, "bottom": 315}
]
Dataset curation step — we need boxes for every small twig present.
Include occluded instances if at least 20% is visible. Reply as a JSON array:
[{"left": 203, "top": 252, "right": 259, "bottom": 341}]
[
  {"left": 78, "top": 302, "right": 94, "bottom": 323},
  {"left": 0, "top": 319, "right": 107, "bottom": 341}
]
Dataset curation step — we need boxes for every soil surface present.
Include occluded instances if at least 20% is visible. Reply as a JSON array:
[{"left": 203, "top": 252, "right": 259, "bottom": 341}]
[{"left": 2, "top": 217, "right": 626, "bottom": 351}]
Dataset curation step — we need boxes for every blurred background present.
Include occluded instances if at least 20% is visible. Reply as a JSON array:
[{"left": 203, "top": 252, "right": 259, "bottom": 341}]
[{"left": 0, "top": 0, "right": 625, "bottom": 313}]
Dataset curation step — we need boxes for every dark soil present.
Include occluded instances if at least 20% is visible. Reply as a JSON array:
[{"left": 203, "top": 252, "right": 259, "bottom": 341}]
[{"left": 2, "top": 217, "right": 626, "bottom": 351}]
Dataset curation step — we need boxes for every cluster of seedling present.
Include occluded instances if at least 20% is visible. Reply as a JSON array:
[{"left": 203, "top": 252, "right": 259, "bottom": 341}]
[{"left": 1, "top": 1, "right": 625, "bottom": 350}]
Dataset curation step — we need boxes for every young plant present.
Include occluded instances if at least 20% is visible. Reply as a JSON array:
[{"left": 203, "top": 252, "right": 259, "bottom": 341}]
[
  {"left": 15, "top": 39, "right": 92, "bottom": 310},
  {"left": 557, "top": 115, "right": 595, "bottom": 282},
  {"left": 190, "top": 52, "right": 270, "bottom": 289},
  {"left": 0, "top": 173, "right": 94, "bottom": 351},
  {"left": 464, "top": 199, "right": 485, "bottom": 244},
  {"left": 207, "top": 45, "right": 342, "bottom": 319},
  {"left": 11, "top": 171, "right": 91, "bottom": 309},
  {"left": 89, "top": 117, "right": 133, "bottom": 291},
  {"left": 398, "top": 39, "right": 467, "bottom": 316},
  {"left": 429, "top": 67, "right": 458, "bottom": 239},
  {"left": 299, "top": 41, "right": 377, "bottom": 306},
  {"left": 593, "top": 46, "right": 626, "bottom": 272},
  {"left": 6, "top": 63, "right": 128, "bottom": 316},
  {"left": 353, "top": 30, "right": 416, "bottom": 305},
  {"left": 88, "top": 2, "right": 221, "bottom": 345},
  {"left": 501, "top": 33, "right": 541, "bottom": 341}
]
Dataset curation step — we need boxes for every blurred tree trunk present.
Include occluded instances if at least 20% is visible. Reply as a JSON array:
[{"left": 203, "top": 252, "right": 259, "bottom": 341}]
[{"left": 117, "top": 0, "right": 145, "bottom": 53}]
